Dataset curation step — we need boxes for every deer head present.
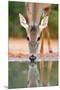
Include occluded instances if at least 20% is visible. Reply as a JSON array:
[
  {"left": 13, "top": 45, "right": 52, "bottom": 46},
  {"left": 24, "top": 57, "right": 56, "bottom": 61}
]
[
  {"left": 19, "top": 13, "right": 48, "bottom": 56},
  {"left": 19, "top": 3, "right": 49, "bottom": 60}
]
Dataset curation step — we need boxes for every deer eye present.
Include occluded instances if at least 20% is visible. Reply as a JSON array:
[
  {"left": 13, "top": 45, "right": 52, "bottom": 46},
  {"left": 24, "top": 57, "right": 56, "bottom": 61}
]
[
  {"left": 27, "top": 36, "right": 29, "bottom": 40},
  {"left": 37, "top": 37, "right": 40, "bottom": 41}
]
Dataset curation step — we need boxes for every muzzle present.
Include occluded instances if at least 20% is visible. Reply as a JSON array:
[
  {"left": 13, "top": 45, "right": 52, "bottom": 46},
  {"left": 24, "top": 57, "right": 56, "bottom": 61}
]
[{"left": 29, "top": 55, "right": 36, "bottom": 62}]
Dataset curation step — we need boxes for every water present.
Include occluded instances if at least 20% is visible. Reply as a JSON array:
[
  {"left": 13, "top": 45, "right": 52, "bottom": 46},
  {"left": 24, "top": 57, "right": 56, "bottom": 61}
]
[{"left": 8, "top": 61, "right": 58, "bottom": 88}]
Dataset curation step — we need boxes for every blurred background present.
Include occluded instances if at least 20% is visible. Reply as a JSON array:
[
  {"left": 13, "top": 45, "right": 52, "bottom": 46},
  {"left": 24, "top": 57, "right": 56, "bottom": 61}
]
[{"left": 9, "top": 1, "right": 58, "bottom": 39}]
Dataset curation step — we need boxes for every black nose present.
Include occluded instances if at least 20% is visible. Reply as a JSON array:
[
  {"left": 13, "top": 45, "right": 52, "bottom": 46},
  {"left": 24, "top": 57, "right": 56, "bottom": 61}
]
[{"left": 29, "top": 55, "right": 36, "bottom": 62}]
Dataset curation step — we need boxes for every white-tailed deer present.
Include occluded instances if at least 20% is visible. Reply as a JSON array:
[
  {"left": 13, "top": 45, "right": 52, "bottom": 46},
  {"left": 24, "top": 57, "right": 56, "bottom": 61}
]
[{"left": 19, "top": 2, "right": 53, "bottom": 86}]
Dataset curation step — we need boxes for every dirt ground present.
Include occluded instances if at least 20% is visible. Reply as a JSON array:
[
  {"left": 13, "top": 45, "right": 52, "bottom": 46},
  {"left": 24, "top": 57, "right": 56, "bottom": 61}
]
[{"left": 8, "top": 38, "right": 58, "bottom": 58}]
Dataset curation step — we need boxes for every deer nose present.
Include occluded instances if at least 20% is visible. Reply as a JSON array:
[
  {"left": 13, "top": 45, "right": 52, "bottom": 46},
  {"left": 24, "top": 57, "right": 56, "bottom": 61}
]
[{"left": 29, "top": 55, "right": 36, "bottom": 62}]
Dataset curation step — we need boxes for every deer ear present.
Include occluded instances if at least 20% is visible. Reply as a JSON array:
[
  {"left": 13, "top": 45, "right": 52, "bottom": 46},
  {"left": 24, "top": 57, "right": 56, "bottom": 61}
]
[
  {"left": 19, "top": 13, "right": 28, "bottom": 30},
  {"left": 39, "top": 16, "right": 48, "bottom": 32}
]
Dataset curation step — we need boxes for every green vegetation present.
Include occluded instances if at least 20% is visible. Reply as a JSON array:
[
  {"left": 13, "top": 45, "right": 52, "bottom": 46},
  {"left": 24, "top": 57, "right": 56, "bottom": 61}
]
[
  {"left": 49, "top": 9, "right": 58, "bottom": 38},
  {"left": 9, "top": 2, "right": 27, "bottom": 38},
  {"left": 9, "top": 1, "right": 58, "bottom": 39}
]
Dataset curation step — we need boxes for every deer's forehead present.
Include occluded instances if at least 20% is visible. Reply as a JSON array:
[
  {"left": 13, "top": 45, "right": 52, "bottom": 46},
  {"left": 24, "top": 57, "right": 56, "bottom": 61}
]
[
  {"left": 27, "top": 25, "right": 39, "bottom": 40},
  {"left": 28, "top": 26, "right": 38, "bottom": 36},
  {"left": 28, "top": 25, "right": 38, "bottom": 31},
  {"left": 27, "top": 25, "right": 40, "bottom": 39},
  {"left": 31, "top": 25, "right": 36, "bottom": 31}
]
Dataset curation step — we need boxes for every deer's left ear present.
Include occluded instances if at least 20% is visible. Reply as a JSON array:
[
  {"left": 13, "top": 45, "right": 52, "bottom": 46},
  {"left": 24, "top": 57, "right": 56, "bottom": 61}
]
[
  {"left": 39, "top": 16, "right": 48, "bottom": 32},
  {"left": 19, "top": 13, "right": 28, "bottom": 30}
]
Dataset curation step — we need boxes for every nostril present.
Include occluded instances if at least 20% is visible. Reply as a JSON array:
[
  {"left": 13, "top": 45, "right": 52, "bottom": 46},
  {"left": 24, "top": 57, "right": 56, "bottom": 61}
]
[
  {"left": 29, "top": 55, "right": 36, "bottom": 62},
  {"left": 27, "top": 36, "right": 29, "bottom": 40}
]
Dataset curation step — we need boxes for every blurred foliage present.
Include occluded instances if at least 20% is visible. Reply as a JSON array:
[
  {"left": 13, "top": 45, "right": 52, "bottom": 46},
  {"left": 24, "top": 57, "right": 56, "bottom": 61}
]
[
  {"left": 49, "top": 9, "right": 58, "bottom": 38},
  {"left": 9, "top": 1, "right": 58, "bottom": 39},
  {"left": 51, "top": 4, "right": 58, "bottom": 10},
  {"left": 9, "top": 1, "right": 27, "bottom": 38}
]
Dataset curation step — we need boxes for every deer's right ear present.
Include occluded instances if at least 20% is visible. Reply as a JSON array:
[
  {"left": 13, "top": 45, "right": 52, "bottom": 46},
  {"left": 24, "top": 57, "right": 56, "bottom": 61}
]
[{"left": 19, "top": 13, "right": 28, "bottom": 30}]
